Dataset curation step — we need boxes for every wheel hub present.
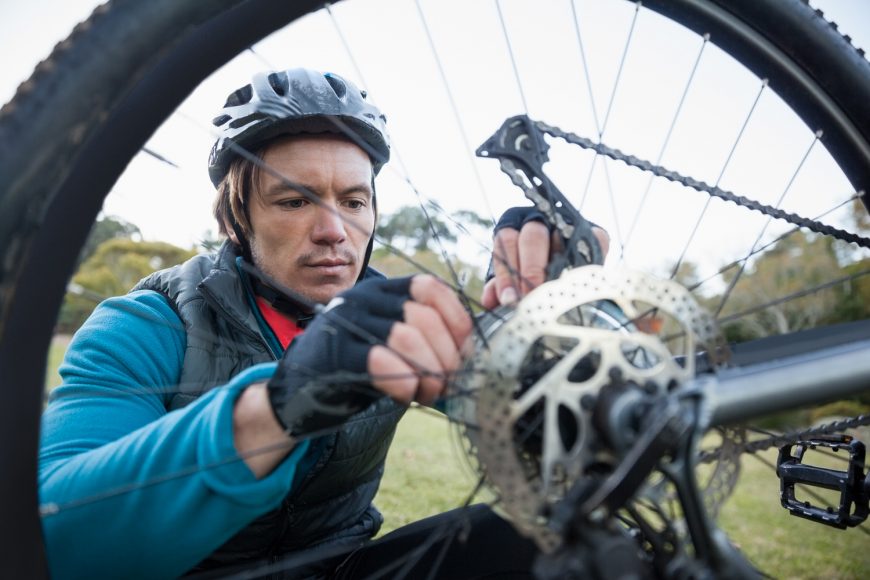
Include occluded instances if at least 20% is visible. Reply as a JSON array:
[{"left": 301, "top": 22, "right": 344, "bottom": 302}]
[{"left": 449, "top": 266, "right": 729, "bottom": 550}]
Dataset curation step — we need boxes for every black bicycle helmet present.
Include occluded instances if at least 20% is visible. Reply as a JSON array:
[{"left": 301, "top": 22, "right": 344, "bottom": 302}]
[{"left": 208, "top": 68, "right": 390, "bottom": 186}]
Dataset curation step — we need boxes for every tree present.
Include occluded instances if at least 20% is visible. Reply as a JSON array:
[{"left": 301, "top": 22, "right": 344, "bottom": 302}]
[
  {"left": 57, "top": 238, "right": 196, "bottom": 333},
  {"left": 377, "top": 206, "right": 456, "bottom": 252},
  {"left": 198, "top": 229, "right": 225, "bottom": 253},
  {"left": 78, "top": 216, "right": 141, "bottom": 265},
  {"left": 849, "top": 196, "right": 870, "bottom": 233},
  {"left": 372, "top": 205, "right": 489, "bottom": 310},
  {"left": 716, "top": 231, "right": 856, "bottom": 340},
  {"left": 369, "top": 246, "right": 484, "bottom": 311}
]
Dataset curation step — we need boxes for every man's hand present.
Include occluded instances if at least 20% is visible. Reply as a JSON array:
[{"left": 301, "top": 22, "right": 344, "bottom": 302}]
[
  {"left": 481, "top": 208, "right": 610, "bottom": 309},
  {"left": 267, "top": 275, "right": 471, "bottom": 437},
  {"left": 369, "top": 275, "right": 471, "bottom": 405}
]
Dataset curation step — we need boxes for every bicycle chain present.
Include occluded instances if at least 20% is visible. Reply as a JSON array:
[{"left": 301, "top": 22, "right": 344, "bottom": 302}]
[
  {"left": 498, "top": 158, "right": 578, "bottom": 245},
  {"left": 699, "top": 413, "right": 870, "bottom": 463},
  {"left": 513, "top": 120, "right": 870, "bottom": 249}
]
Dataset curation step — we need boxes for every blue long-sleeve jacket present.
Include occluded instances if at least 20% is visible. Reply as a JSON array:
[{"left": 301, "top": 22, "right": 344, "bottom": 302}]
[{"left": 39, "top": 290, "right": 310, "bottom": 579}]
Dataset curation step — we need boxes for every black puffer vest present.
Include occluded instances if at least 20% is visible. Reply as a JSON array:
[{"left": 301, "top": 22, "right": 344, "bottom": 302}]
[{"left": 133, "top": 242, "right": 406, "bottom": 570}]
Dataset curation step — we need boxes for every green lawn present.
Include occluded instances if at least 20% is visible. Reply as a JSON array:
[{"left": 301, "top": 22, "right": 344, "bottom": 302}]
[
  {"left": 45, "top": 337, "right": 68, "bottom": 391},
  {"left": 375, "top": 408, "right": 477, "bottom": 532},
  {"left": 378, "top": 409, "right": 870, "bottom": 578},
  {"left": 718, "top": 448, "right": 870, "bottom": 578}
]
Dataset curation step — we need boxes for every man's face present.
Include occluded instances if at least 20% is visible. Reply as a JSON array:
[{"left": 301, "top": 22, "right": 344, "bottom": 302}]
[{"left": 239, "top": 134, "right": 375, "bottom": 305}]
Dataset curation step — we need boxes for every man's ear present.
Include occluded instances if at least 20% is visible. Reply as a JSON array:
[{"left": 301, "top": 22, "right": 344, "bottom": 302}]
[
  {"left": 224, "top": 217, "right": 240, "bottom": 245},
  {"left": 370, "top": 176, "right": 378, "bottom": 227}
]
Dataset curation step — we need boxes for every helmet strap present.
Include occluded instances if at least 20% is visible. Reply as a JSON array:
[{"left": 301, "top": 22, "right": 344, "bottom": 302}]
[
  {"left": 230, "top": 219, "right": 254, "bottom": 263},
  {"left": 357, "top": 177, "right": 377, "bottom": 282},
  {"left": 245, "top": 264, "right": 315, "bottom": 328}
]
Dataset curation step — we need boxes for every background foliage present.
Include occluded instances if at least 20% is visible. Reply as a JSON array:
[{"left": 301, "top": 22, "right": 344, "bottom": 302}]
[{"left": 56, "top": 217, "right": 196, "bottom": 333}]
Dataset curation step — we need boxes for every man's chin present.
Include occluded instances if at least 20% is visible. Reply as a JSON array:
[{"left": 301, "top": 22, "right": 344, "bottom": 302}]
[{"left": 296, "top": 274, "right": 358, "bottom": 305}]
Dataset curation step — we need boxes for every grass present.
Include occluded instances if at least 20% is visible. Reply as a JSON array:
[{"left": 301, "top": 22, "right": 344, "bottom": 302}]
[
  {"left": 718, "top": 447, "right": 870, "bottom": 578},
  {"left": 44, "top": 336, "right": 69, "bottom": 391},
  {"left": 377, "top": 409, "right": 870, "bottom": 578},
  {"left": 45, "top": 340, "right": 869, "bottom": 576},
  {"left": 374, "top": 408, "right": 477, "bottom": 532}
]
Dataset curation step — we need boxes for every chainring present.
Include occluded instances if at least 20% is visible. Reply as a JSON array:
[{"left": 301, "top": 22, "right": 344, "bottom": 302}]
[{"left": 449, "top": 266, "right": 736, "bottom": 550}]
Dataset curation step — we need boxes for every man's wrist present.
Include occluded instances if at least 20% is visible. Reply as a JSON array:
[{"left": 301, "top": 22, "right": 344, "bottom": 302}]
[{"left": 233, "top": 382, "right": 295, "bottom": 479}]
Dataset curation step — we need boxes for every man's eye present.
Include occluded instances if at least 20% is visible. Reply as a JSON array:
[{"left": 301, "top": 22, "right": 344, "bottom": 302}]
[
  {"left": 280, "top": 199, "right": 305, "bottom": 209},
  {"left": 346, "top": 200, "right": 365, "bottom": 210}
]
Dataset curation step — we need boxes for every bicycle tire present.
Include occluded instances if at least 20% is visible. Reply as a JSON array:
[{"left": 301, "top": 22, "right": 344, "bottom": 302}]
[{"left": 0, "top": 0, "right": 868, "bottom": 576}]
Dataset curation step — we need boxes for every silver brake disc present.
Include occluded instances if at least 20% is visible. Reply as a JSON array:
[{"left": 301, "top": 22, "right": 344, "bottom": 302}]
[{"left": 449, "top": 266, "right": 731, "bottom": 550}]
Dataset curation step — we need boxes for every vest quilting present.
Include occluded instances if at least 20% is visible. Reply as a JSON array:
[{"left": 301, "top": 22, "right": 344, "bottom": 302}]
[{"left": 133, "top": 242, "right": 405, "bottom": 570}]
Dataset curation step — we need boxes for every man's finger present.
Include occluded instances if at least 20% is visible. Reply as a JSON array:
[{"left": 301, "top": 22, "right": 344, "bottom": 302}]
[
  {"left": 368, "top": 345, "right": 417, "bottom": 404},
  {"left": 369, "top": 323, "right": 445, "bottom": 405},
  {"left": 517, "top": 220, "right": 550, "bottom": 295},
  {"left": 403, "top": 301, "right": 461, "bottom": 375},
  {"left": 491, "top": 228, "right": 520, "bottom": 305},
  {"left": 481, "top": 278, "right": 499, "bottom": 310},
  {"left": 409, "top": 275, "right": 472, "bottom": 348},
  {"left": 593, "top": 226, "right": 610, "bottom": 260}
]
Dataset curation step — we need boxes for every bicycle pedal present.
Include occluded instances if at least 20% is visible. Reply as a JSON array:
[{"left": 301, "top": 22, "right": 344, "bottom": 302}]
[{"left": 776, "top": 435, "right": 868, "bottom": 529}]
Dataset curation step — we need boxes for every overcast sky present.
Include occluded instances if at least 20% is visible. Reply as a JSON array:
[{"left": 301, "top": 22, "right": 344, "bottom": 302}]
[{"left": 2, "top": 0, "right": 868, "bottom": 277}]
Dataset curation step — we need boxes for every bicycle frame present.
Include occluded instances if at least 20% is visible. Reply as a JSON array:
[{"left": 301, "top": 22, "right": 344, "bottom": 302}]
[{"left": 708, "top": 336, "right": 870, "bottom": 426}]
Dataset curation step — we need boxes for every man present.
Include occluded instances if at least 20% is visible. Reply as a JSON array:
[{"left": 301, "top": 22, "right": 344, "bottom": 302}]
[{"left": 39, "top": 68, "right": 585, "bottom": 578}]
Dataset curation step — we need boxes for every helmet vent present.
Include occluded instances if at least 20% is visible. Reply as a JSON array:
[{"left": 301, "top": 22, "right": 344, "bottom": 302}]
[
  {"left": 267, "top": 73, "right": 289, "bottom": 96},
  {"left": 225, "top": 85, "right": 253, "bottom": 107},
  {"left": 212, "top": 114, "right": 232, "bottom": 127},
  {"left": 324, "top": 74, "right": 348, "bottom": 100}
]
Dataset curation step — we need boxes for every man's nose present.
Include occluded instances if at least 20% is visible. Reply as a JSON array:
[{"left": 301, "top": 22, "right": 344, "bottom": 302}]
[{"left": 311, "top": 204, "right": 347, "bottom": 244}]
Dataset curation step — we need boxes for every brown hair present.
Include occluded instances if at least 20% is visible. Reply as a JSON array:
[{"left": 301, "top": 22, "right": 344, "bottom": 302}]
[{"left": 212, "top": 151, "right": 265, "bottom": 238}]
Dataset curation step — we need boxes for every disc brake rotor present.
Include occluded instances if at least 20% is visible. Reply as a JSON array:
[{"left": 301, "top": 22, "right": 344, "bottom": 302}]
[{"left": 449, "top": 266, "right": 733, "bottom": 550}]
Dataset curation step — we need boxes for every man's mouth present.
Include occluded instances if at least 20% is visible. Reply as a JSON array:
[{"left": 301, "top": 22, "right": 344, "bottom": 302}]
[{"left": 306, "top": 259, "right": 352, "bottom": 275}]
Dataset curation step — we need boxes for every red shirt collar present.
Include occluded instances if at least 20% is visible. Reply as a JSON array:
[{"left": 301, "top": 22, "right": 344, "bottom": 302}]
[{"left": 255, "top": 295, "right": 305, "bottom": 349}]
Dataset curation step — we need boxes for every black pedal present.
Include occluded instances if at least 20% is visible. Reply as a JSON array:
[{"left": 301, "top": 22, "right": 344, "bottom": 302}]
[{"left": 777, "top": 435, "right": 868, "bottom": 528}]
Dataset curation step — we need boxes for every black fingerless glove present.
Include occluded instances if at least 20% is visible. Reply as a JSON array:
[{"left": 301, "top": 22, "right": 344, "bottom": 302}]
[
  {"left": 492, "top": 206, "right": 553, "bottom": 234},
  {"left": 486, "top": 206, "right": 604, "bottom": 281},
  {"left": 486, "top": 206, "right": 552, "bottom": 281},
  {"left": 267, "top": 276, "right": 413, "bottom": 437}
]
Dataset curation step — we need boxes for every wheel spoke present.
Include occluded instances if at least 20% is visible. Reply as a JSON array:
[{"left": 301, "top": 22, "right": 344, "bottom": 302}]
[
  {"left": 622, "top": 33, "right": 711, "bottom": 257},
  {"left": 415, "top": 0, "right": 497, "bottom": 227},
  {"left": 39, "top": 436, "right": 296, "bottom": 518},
  {"left": 602, "top": 156, "right": 626, "bottom": 253},
  {"left": 670, "top": 79, "right": 769, "bottom": 281},
  {"left": 687, "top": 193, "right": 864, "bottom": 295},
  {"left": 494, "top": 0, "right": 529, "bottom": 116},
  {"left": 714, "top": 132, "right": 822, "bottom": 318},
  {"left": 140, "top": 147, "right": 179, "bottom": 169},
  {"left": 718, "top": 267, "right": 870, "bottom": 325},
  {"left": 578, "top": 1, "right": 641, "bottom": 210},
  {"left": 569, "top": 0, "right": 603, "bottom": 134}
]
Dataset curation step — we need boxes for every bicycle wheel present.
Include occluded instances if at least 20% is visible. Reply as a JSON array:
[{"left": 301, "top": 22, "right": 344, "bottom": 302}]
[{"left": 1, "top": 0, "right": 868, "bottom": 577}]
